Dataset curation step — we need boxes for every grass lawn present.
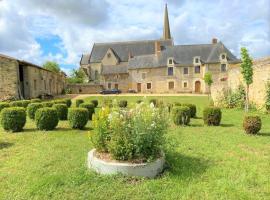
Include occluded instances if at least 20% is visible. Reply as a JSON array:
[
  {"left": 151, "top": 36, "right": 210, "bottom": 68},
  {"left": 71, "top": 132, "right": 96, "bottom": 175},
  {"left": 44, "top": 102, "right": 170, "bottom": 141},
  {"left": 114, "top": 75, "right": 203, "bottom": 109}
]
[{"left": 0, "top": 96, "right": 269, "bottom": 200}]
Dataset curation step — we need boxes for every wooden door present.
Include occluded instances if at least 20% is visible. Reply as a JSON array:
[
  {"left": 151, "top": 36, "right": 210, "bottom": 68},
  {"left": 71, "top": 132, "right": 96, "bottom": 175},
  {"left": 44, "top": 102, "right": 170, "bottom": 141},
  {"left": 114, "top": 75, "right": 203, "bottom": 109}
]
[
  {"left": 195, "top": 81, "right": 201, "bottom": 93},
  {"left": 137, "top": 83, "right": 141, "bottom": 92}
]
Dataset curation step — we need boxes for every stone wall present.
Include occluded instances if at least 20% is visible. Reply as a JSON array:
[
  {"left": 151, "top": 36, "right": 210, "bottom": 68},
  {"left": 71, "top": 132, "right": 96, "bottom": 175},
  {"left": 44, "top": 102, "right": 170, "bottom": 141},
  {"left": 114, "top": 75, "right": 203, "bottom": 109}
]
[
  {"left": 211, "top": 57, "right": 270, "bottom": 107},
  {"left": 67, "top": 84, "right": 103, "bottom": 94}
]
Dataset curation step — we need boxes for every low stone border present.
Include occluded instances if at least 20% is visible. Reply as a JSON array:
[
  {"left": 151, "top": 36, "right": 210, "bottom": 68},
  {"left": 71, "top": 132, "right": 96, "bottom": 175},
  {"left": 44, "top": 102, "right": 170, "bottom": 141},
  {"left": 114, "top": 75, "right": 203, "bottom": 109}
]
[{"left": 87, "top": 149, "right": 165, "bottom": 178}]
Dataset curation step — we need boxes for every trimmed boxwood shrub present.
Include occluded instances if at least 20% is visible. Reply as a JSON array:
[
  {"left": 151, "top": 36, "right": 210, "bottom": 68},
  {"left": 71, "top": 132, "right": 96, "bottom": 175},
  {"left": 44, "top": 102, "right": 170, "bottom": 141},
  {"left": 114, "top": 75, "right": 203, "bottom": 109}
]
[
  {"left": 182, "top": 103, "right": 196, "bottom": 118},
  {"left": 53, "top": 104, "right": 68, "bottom": 120},
  {"left": 118, "top": 100, "right": 128, "bottom": 108},
  {"left": 27, "top": 103, "right": 43, "bottom": 120},
  {"left": 68, "top": 108, "right": 89, "bottom": 129},
  {"left": 41, "top": 101, "right": 54, "bottom": 107},
  {"left": 0, "top": 102, "right": 10, "bottom": 112},
  {"left": 31, "top": 98, "right": 41, "bottom": 103},
  {"left": 203, "top": 107, "right": 222, "bottom": 126},
  {"left": 76, "top": 99, "right": 84, "bottom": 107},
  {"left": 10, "top": 100, "right": 30, "bottom": 108},
  {"left": 35, "top": 108, "right": 59, "bottom": 130},
  {"left": 65, "top": 98, "right": 72, "bottom": 107},
  {"left": 91, "top": 100, "right": 98, "bottom": 108},
  {"left": 0, "top": 107, "right": 26, "bottom": 132},
  {"left": 79, "top": 103, "right": 95, "bottom": 120},
  {"left": 174, "top": 102, "right": 182, "bottom": 106},
  {"left": 172, "top": 106, "right": 191, "bottom": 126},
  {"left": 243, "top": 115, "right": 262, "bottom": 134},
  {"left": 54, "top": 99, "right": 67, "bottom": 105},
  {"left": 136, "top": 100, "right": 143, "bottom": 104}
]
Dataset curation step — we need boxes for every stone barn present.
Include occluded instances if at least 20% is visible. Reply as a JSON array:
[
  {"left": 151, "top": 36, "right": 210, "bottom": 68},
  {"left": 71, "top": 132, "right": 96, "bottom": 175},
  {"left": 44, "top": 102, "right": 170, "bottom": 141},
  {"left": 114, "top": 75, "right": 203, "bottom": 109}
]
[{"left": 0, "top": 54, "right": 66, "bottom": 100}]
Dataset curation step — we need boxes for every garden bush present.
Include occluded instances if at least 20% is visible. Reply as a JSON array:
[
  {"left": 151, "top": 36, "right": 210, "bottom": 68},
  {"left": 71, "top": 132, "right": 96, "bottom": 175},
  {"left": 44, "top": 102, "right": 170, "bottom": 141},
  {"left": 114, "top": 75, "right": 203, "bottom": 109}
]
[
  {"left": 265, "top": 82, "right": 270, "bottom": 112},
  {"left": 79, "top": 103, "right": 95, "bottom": 120},
  {"left": 243, "top": 115, "right": 262, "bottom": 134},
  {"left": 136, "top": 100, "right": 143, "bottom": 104},
  {"left": 172, "top": 106, "right": 191, "bottom": 126},
  {"left": 31, "top": 98, "right": 41, "bottom": 103},
  {"left": 27, "top": 103, "right": 43, "bottom": 120},
  {"left": 35, "top": 108, "right": 59, "bottom": 130},
  {"left": 118, "top": 100, "right": 128, "bottom": 108},
  {"left": 53, "top": 104, "right": 68, "bottom": 120},
  {"left": 203, "top": 107, "right": 222, "bottom": 126},
  {"left": 68, "top": 108, "right": 89, "bottom": 129},
  {"left": 182, "top": 103, "right": 196, "bottom": 118},
  {"left": 10, "top": 100, "right": 30, "bottom": 108},
  {"left": 64, "top": 98, "right": 72, "bottom": 107},
  {"left": 54, "top": 99, "right": 67, "bottom": 106},
  {"left": 219, "top": 85, "right": 245, "bottom": 108},
  {"left": 0, "top": 107, "right": 26, "bottom": 132},
  {"left": 41, "top": 101, "right": 54, "bottom": 107},
  {"left": 174, "top": 102, "right": 182, "bottom": 106},
  {"left": 91, "top": 100, "right": 98, "bottom": 108},
  {"left": 75, "top": 99, "right": 84, "bottom": 107},
  {"left": 0, "top": 102, "right": 10, "bottom": 112},
  {"left": 92, "top": 102, "right": 169, "bottom": 161},
  {"left": 102, "top": 99, "right": 113, "bottom": 107}
]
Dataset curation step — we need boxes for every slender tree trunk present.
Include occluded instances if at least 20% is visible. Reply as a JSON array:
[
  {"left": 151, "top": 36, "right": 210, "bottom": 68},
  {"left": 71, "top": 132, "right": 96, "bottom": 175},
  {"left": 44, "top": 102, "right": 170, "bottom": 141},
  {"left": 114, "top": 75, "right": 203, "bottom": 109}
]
[{"left": 245, "top": 85, "right": 249, "bottom": 112}]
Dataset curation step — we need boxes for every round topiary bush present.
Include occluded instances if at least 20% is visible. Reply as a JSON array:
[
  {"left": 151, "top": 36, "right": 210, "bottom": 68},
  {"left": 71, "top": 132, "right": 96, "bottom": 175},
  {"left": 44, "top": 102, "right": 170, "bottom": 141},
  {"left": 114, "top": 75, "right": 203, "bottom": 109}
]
[
  {"left": 172, "top": 106, "right": 191, "bottom": 126},
  {"left": 41, "top": 101, "right": 54, "bottom": 107},
  {"left": 182, "top": 103, "right": 196, "bottom": 118},
  {"left": 35, "top": 108, "right": 59, "bottom": 131},
  {"left": 79, "top": 103, "right": 95, "bottom": 120},
  {"left": 0, "top": 102, "right": 10, "bottom": 113},
  {"left": 76, "top": 99, "right": 84, "bottom": 107},
  {"left": 31, "top": 98, "right": 41, "bottom": 103},
  {"left": 203, "top": 107, "right": 222, "bottom": 126},
  {"left": 53, "top": 104, "right": 68, "bottom": 120},
  {"left": 91, "top": 100, "right": 98, "bottom": 108},
  {"left": 68, "top": 108, "right": 89, "bottom": 129},
  {"left": 27, "top": 103, "right": 43, "bottom": 120},
  {"left": 118, "top": 100, "right": 128, "bottom": 108},
  {"left": 0, "top": 107, "right": 26, "bottom": 132},
  {"left": 243, "top": 115, "right": 262, "bottom": 134}
]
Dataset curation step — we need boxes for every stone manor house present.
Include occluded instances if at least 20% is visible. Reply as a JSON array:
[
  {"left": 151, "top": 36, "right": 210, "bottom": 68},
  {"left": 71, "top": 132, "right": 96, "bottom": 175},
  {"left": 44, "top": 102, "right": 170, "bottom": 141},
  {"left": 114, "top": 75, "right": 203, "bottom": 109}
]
[{"left": 80, "top": 5, "right": 240, "bottom": 93}]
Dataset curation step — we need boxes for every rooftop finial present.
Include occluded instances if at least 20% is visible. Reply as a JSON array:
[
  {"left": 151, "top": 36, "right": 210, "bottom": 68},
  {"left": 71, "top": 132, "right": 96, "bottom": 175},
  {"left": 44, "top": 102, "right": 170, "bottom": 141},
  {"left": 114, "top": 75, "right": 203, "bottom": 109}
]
[{"left": 163, "top": 3, "right": 172, "bottom": 40}]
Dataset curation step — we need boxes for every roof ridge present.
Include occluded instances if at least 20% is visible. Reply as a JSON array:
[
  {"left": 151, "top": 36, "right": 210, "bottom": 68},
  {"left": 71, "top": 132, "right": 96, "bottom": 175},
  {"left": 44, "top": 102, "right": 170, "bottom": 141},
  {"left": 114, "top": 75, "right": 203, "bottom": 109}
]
[{"left": 94, "top": 39, "right": 172, "bottom": 46}]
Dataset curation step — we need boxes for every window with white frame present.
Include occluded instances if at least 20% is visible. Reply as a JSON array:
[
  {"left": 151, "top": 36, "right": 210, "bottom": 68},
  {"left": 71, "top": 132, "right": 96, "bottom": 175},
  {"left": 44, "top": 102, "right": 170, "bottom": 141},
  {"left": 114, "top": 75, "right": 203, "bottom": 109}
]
[
  {"left": 183, "top": 82, "right": 188, "bottom": 88},
  {"left": 168, "top": 81, "right": 174, "bottom": 89},
  {"left": 195, "top": 66, "right": 201, "bottom": 74},
  {"left": 220, "top": 53, "right": 227, "bottom": 60},
  {"left": 168, "top": 58, "right": 174, "bottom": 65},
  {"left": 168, "top": 67, "right": 174, "bottom": 76},
  {"left": 183, "top": 67, "right": 189, "bottom": 75}
]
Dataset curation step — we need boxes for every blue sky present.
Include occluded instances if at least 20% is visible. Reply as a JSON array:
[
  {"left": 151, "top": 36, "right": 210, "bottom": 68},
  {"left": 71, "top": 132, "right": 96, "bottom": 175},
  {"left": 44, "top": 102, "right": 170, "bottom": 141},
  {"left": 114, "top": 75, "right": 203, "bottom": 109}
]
[{"left": 0, "top": 0, "right": 269, "bottom": 75}]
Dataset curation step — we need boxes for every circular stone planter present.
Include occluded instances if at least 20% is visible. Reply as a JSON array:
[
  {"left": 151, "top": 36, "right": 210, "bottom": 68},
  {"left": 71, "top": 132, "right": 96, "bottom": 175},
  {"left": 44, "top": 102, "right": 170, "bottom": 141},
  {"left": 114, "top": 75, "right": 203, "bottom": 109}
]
[{"left": 87, "top": 149, "right": 165, "bottom": 178}]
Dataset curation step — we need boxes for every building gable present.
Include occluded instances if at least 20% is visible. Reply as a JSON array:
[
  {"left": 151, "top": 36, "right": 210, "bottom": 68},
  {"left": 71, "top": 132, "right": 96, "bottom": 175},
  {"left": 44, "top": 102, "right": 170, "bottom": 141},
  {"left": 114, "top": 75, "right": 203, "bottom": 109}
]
[{"left": 101, "top": 48, "right": 120, "bottom": 66}]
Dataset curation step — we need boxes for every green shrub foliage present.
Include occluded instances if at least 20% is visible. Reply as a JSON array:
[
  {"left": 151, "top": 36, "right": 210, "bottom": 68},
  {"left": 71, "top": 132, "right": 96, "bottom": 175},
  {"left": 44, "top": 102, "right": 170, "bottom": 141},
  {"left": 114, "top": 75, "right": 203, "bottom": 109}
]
[
  {"left": 0, "top": 102, "right": 10, "bottom": 112},
  {"left": 265, "top": 82, "right": 270, "bottom": 112},
  {"left": 41, "top": 102, "right": 54, "bottom": 107},
  {"left": 79, "top": 103, "right": 95, "bottom": 120},
  {"left": 203, "top": 107, "right": 222, "bottom": 126},
  {"left": 68, "top": 108, "right": 89, "bottom": 129},
  {"left": 243, "top": 115, "right": 262, "bottom": 134},
  {"left": 35, "top": 108, "right": 59, "bottom": 131},
  {"left": 10, "top": 100, "right": 30, "bottom": 108},
  {"left": 65, "top": 98, "right": 72, "bottom": 107},
  {"left": 174, "top": 102, "right": 182, "bottom": 107},
  {"left": 91, "top": 100, "right": 98, "bottom": 108},
  {"left": 0, "top": 107, "right": 26, "bottom": 132},
  {"left": 53, "top": 104, "right": 68, "bottom": 120},
  {"left": 75, "top": 99, "right": 84, "bottom": 107},
  {"left": 182, "top": 103, "right": 196, "bottom": 118},
  {"left": 149, "top": 99, "right": 157, "bottom": 106},
  {"left": 31, "top": 98, "right": 41, "bottom": 103},
  {"left": 102, "top": 99, "right": 112, "bottom": 107},
  {"left": 219, "top": 85, "right": 246, "bottom": 108},
  {"left": 136, "top": 100, "right": 143, "bottom": 104},
  {"left": 27, "top": 103, "right": 43, "bottom": 120},
  {"left": 54, "top": 99, "right": 67, "bottom": 105},
  {"left": 118, "top": 100, "right": 128, "bottom": 108},
  {"left": 172, "top": 106, "right": 191, "bottom": 126}
]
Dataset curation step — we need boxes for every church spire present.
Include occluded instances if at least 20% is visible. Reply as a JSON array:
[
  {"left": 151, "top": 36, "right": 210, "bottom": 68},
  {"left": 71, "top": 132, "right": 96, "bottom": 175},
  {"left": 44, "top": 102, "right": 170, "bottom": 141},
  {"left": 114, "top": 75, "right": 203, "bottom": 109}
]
[{"left": 163, "top": 4, "right": 171, "bottom": 40}]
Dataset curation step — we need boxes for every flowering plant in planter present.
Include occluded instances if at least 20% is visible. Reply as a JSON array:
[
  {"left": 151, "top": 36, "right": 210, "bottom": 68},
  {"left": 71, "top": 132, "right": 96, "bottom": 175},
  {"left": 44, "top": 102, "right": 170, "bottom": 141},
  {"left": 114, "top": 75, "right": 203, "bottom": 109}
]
[{"left": 91, "top": 100, "right": 169, "bottom": 162}]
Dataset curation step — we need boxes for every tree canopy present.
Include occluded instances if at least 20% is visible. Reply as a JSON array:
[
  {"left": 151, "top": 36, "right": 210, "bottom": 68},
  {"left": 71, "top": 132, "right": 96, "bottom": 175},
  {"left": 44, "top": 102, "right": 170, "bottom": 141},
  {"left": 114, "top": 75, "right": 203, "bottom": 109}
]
[
  {"left": 67, "top": 68, "right": 87, "bottom": 84},
  {"left": 43, "top": 61, "right": 61, "bottom": 73}
]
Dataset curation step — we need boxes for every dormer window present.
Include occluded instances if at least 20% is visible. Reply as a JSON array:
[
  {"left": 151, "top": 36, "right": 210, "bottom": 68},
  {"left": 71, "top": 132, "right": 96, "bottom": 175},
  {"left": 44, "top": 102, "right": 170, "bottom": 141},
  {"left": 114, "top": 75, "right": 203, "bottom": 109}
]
[
  {"left": 194, "top": 57, "right": 201, "bottom": 64},
  {"left": 168, "top": 58, "right": 174, "bottom": 65},
  {"left": 220, "top": 53, "right": 227, "bottom": 61}
]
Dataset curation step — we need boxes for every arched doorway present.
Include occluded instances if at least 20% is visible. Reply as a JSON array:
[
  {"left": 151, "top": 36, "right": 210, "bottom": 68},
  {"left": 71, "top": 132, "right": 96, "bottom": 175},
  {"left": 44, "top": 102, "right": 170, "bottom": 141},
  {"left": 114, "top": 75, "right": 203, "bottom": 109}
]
[{"left": 195, "top": 81, "right": 201, "bottom": 93}]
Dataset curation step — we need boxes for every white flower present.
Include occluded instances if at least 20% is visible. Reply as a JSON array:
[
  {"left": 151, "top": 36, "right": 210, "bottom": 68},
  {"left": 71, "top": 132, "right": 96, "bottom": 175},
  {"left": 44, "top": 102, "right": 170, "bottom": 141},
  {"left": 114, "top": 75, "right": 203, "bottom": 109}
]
[{"left": 150, "top": 102, "right": 155, "bottom": 109}]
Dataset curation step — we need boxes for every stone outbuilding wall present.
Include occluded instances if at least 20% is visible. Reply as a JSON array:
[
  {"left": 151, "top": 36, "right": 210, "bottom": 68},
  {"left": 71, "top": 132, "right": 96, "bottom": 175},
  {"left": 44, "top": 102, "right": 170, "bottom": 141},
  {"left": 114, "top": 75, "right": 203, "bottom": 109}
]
[
  {"left": 0, "top": 54, "right": 66, "bottom": 100},
  {"left": 211, "top": 57, "right": 270, "bottom": 107},
  {"left": 67, "top": 83, "right": 103, "bottom": 94}
]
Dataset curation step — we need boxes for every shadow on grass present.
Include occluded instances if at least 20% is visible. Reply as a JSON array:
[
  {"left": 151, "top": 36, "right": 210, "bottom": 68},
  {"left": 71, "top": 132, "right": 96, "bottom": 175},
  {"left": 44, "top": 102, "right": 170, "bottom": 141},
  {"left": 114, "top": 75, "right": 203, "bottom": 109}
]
[
  {"left": 257, "top": 132, "right": 270, "bottom": 137},
  {"left": 189, "top": 124, "right": 203, "bottom": 127},
  {"left": 165, "top": 152, "right": 210, "bottom": 179},
  {"left": 0, "top": 142, "right": 14, "bottom": 150}
]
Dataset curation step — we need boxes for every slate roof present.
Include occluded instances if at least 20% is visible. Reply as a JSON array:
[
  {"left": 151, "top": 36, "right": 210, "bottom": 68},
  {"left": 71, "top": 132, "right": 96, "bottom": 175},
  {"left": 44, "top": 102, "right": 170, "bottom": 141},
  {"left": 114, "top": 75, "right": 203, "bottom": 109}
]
[
  {"left": 80, "top": 54, "right": 90, "bottom": 65},
  {"left": 89, "top": 39, "right": 173, "bottom": 63},
  {"left": 127, "top": 42, "right": 240, "bottom": 69},
  {"left": 102, "top": 65, "right": 128, "bottom": 75}
]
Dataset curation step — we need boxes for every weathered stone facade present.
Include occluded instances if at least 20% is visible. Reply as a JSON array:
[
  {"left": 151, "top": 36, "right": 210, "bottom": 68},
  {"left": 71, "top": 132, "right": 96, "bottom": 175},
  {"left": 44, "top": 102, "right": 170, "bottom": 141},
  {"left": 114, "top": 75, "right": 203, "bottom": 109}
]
[
  {"left": 211, "top": 57, "right": 270, "bottom": 107},
  {"left": 0, "top": 54, "right": 66, "bottom": 100},
  {"left": 67, "top": 83, "right": 103, "bottom": 94}
]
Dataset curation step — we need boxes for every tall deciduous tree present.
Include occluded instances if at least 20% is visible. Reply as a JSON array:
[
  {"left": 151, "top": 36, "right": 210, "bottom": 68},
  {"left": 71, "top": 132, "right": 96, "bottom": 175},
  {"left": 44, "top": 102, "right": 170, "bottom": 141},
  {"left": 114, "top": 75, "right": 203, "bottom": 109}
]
[
  {"left": 204, "top": 72, "right": 213, "bottom": 99},
  {"left": 43, "top": 61, "right": 60, "bottom": 73},
  {"left": 240, "top": 47, "right": 253, "bottom": 112},
  {"left": 67, "top": 68, "right": 86, "bottom": 84}
]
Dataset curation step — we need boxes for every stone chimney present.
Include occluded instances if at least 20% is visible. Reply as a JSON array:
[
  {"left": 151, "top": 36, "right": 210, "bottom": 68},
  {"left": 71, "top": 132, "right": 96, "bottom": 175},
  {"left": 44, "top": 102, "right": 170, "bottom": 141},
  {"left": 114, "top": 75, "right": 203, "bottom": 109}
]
[
  {"left": 212, "top": 38, "right": 218, "bottom": 44},
  {"left": 128, "top": 52, "right": 133, "bottom": 60},
  {"left": 155, "top": 41, "right": 161, "bottom": 56}
]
